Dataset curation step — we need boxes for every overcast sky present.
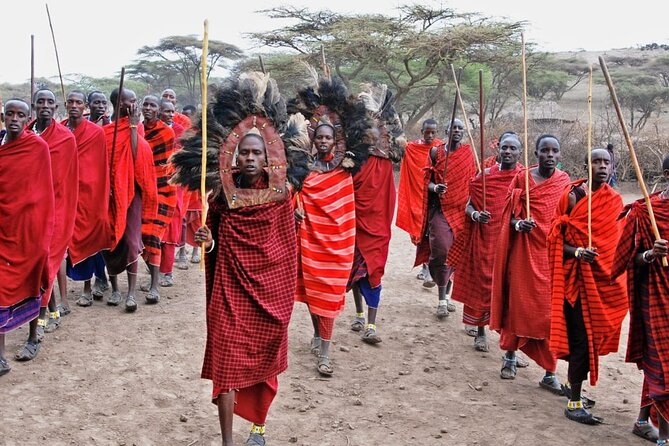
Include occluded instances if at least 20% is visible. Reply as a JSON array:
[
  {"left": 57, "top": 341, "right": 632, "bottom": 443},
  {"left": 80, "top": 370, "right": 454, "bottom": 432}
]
[{"left": 2, "top": 0, "right": 668, "bottom": 86}]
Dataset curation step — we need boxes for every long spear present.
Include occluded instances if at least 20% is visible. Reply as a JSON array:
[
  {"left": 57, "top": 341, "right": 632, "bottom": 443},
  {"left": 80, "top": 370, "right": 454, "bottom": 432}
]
[
  {"left": 30, "top": 35, "right": 35, "bottom": 119},
  {"left": 449, "top": 64, "right": 481, "bottom": 173},
  {"left": 109, "top": 67, "right": 126, "bottom": 215},
  {"left": 599, "top": 56, "right": 667, "bottom": 266},
  {"left": 45, "top": 4, "right": 66, "bottom": 104},
  {"left": 587, "top": 64, "right": 593, "bottom": 249},
  {"left": 443, "top": 66, "right": 462, "bottom": 178},
  {"left": 200, "top": 19, "right": 209, "bottom": 267},
  {"left": 258, "top": 55, "right": 266, "bottom": 74},
  {"left": 479, "top": 69, "right": 486, "bottom": 211},
  {"left": 521, "top": 33, "right": 531, "bottom": 219}
]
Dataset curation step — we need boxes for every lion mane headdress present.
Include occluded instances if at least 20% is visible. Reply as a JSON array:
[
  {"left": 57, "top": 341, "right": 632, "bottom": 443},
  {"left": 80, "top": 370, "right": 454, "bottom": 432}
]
[
  {"left": 358, "top": 82, "right": 407, "bottom": 163},
  {"left": 170, "top": 72, "right": 311, "bottom": 208},
  {"left": 287, "top": 71, "right": 375, "bottom": 175}
]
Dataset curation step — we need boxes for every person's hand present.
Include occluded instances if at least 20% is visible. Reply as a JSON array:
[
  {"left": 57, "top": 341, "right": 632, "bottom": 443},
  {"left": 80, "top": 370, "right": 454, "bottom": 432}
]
[
  {"left": 578, "top": 247, "right": 599, "bottom": 263},
  {"left": 476, "top": 210, "right": 491, "bottom": 224},
  {"left": 128, "top": 102, "right": 141, "bottom": 126},
  {"left": 194, "top": 225, "right": 212, "bottom": 247},
  {"left": 515, "top": 218, "right": 536, "bottom": 233},
  {"left": 294, "top": 208, "right": 305, "bottom": 223},
  {"left": 433, "top": 183, "right": 447, "bottom": 194},
  {"left": 651, "top": 239, "right": 669, "bottom": 258}
]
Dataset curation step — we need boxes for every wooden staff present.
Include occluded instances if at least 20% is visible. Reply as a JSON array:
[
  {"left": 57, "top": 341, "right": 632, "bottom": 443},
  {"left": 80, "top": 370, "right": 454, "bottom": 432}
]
[
  {"left": 200, "top": 19, "right": 209, "bottom": 267},
  {"left": 521, "top": 33, "right": 531, "bottom": 219},
  {"left": 587, "top": 64, "right": 593, "bottom": 249},
  {"left": 443, "top": 66, "right": 462, "bottom": 178},
  {"left": 479, "top": 69, "right": 486, "bottom": 211},
  {"left": 258, "top": 55, "right": 266, "bottom": 74},
  {"left": 449, "top": 64, "right": 481, "bottom": 173},
  {"left": 321, "top": 45, "right": 331, "bottom": 80},
  {"left": 0, "top": 96, "right": 4, "bottom": 132},
  {"left": 46, "top": 4, "right": 66, "bottom": 104},
  {"left": 30, "top": 35, "right": 35, "bottom": 119},
  {"left": 109, "top": 67, "right": 126, "bottom": 207},
  {"left": 599, "top": 55, "right": 668, "bottom": 266}
]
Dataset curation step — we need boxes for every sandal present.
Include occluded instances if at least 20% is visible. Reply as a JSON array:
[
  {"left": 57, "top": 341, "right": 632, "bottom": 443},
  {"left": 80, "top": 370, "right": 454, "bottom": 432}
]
[
  {"left": 561, "top": 384, "right": 596, "bottom": 408},
  {"left": 139, "top": 283, "right": 151, "bottom": 292},
  {"left": 516, "top": 355, "right": 529, "bottom": 368},
  {"left": 317, "top": 355, "right": 334, "bottom": 377},
  {"left": 190, "top": 254, "right": 201, "bottom": 264},
  {"left": 145, "top": 289, "right": 160, "bottom": 304},
  {"left": 446, "top": 300, "right": 456, "bottom": 313},
  {"left": 0, "top": 357, "right": 11, "bottom": 376},
  {"left": 500, "top": 356, "right": 517, "bottom": 380},
  {"left": 350, "top": 316, "right": 365, "bottom": 332},
  {"left": 539, "top": 374, "right": 564, "bottom": 395},
  {"left": 310, "top": 337, "right": 321, "bottom": 356},
  {"left": 58, "top": 303, "right": 71, "bottom": 316},
  {"left": 564, "top": 405, "right": 603, "bottom": 425},
  {"left": 464, "top": 325, "right": 478, "bottom": 337},
  {"left": 436, "top": 303, "right": 449, "bottom": 319},
  {"left": 76, "top": 293, "right": 93, "bottom": 307},
  {"left": 245, "top": 432, "right": 266, "bottom": 446},
  {"left": 176, "top": 256, "right": 189, "bottom": 270},
  {"left": 632, "top": 421, "right": 659, "bottom": 442},
  {"left": 92, "top": 280, "right": 108, "bottom": 300},
  {"left": 125, "top": 295, "right": 138, "bottom": 312},
  {"left": 107, "top": 291, "right": 122, "bottom": 306},
  {"left": 15, "top": 340, "right": 40, "bottom": 361},
  {"left": 474, "top": 335, "right": 489, "bottom": 352},
  {"left": 361, "top": 325, "right": 382, "bottom": 345},
  {"left": 159, "top": 273, "right": 174, "bottom": 287},
  {"left": 44, "top": 311, "right": 61, "bottom": 333}
]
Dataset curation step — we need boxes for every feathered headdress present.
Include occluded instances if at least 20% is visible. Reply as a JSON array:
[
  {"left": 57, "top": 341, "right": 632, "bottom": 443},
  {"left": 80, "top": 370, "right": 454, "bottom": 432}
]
[
  {"left": 358, "top": 82, "right": 407, "bottom": 163},
  {"left": 288, "top": 74, "right": 375, "bottom": 175},
  {"left": 170, "top": 72, "right": 311, "bottom": 207}
]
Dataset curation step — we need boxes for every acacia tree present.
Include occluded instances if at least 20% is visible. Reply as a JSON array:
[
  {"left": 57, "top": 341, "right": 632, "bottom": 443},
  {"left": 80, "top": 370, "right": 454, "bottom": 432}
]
[
  {"left": 129, "top": 35, "right": 243, "bottom": 104},
  {"left": 249, "top": 5, "right": 523, "bottom": 131}
]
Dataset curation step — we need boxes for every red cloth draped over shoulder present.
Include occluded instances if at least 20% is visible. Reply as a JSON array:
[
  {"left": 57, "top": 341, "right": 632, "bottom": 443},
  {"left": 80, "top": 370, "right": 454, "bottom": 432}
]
[
  {"left": 142, "top": 120, "right": 177, "bottom": 265},
  {"left": 449, "top": 164, "right": 522, "bottom": 311},
  {"left": 62, "top": 118, "right": 111, "bottom": 264},
  {"left": 202, "top": 174, "right": 296, "bottom": 418},
  {"left": 103, "top": 117, "right": 158, "bottom": 251},
  {"left": 0, "top": 131, "right": 54, "bottom": 306},
  {"left": 396, "top": 139, "right": 442, "bottom": 243},
  {"left": 163, "top": 121, "right": 187, "bottom": 245},
  {"left": 173, "top": 112, "right": 191, "bottom": 131},
  {"left": 30, "top": 120, "right": 79, "bottom": 303},
  {"left": 613, "top": 195, "right": 669, "bottom": 386},
  {"left": 351, "top": 156, "right": 395, "bottom": 288},
  {"left": 547, "top": 180, "right": 628, "bottom": 386},
  {"left": 296, "top": 168, "right": 355, "bottom": 318},
  {"left": 490, "top": 167, "right": 570, "bottom": 369},
  {"left": 414, "top": 144, "right": 478, "bottom": 267}
]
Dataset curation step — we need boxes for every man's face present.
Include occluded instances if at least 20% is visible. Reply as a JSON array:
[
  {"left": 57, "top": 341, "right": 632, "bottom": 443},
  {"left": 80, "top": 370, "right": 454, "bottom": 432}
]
[
  {"left": 160, "top": 103, "right": 175, "bottom": 125},
  {"left": 142, "top": 97, "right": 160, "bottom": 122},
  {"left": 120, "top": 91, "right": 137, "bottom": 117},
  {"left": 3, "top": 101, "right": 30, "bottom": 137},
  {"left": 161, "top": 89, "right": 177, "bottom": 106},
  {"left": 88, "top": 93, "right": 107, "bottom": 119},
  {"left": 236, "top": 135, "right": 266, "bottom": 179},
  {"left": 535, "top": 137, "right": 561, "bottom": 170},
  {"left": 498, "top": 136, "right": 521, "bottom": 167},
  {"left": 66, "top": 93, "right": 86, "bottom": 121},
  {"left": 34, "top": 91, "right": 57, "bottom": 121},
  {"left": 446, "top": 119, "right": 464, "bottom": 144},
  {"left": 588, "top": 149, "right": 612, "bottom": 186},
  {"left": 422, "top": 124, "right": 437, "bottom": 145},
  {"left": 314, "top": 125, "right": 335, "bottom": 156}
]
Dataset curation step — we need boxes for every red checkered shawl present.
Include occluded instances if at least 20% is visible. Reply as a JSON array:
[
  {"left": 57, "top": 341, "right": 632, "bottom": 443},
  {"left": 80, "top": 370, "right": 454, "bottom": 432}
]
[
  {"left": 142, "top": 120, "right": 177, "bottom": 265},
  {"left": 202, "top": 173, "right": 296, "bottom": 390},
  {"left": 396, "top": 139, "right": 443, "bottom": 244},
  {"left": 0, "top": 130, "right": 54, "bottom": 307},
  {"left": 449, "top": 164, "right": 522, "bottom": 311},
  {"left": 61, "top": 118, "right": 111, "bottom": 264},
  {"left": 547, "top": 181, "right": 628, "bottom": 385},
  {"left": 613, "top": 194, "right": 669, "bottom": 384},
  {"left": 490, "top": 167, "right": 571, "bottom": 338}
]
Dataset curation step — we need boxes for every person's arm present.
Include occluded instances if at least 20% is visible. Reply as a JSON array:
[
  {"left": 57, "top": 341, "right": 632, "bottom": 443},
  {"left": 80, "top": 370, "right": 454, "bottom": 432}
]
[
  {"left": 428, "top": 146, "right": 447, "bottom": 194},
  {"left": 635, "top": 239, "right": 669, "bottom": 266},
  {"left": 465, "top": 198, "right": 490, "bottom": 224}
]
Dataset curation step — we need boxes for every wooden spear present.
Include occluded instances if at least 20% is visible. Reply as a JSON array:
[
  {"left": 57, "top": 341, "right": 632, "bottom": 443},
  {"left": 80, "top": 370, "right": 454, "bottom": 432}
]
[
  {"left": 443, "top": 67, "right": 462, "bottom": 178},
  {"left": 321, "top": 45, "right": 331, "bottom": 80},
  {"left": 587, "top": 64, "right": 593, "bottom": 249},
  {"left": 30, "top": 35, "right": 35, "bottom": 119},
  {"left": 521, "top": 33, "right": 531, "bottom": 219},
  {"left": 479, "top": 69, "right": 486, "bottom": 211},
  {"left": 258, "top": 55, "right": 266, "bottom": 74},
  {"left": 109, "top": 67, "right": 126, "bottom": 210},
  {"left": 599, "top": 55, "right": 667, "bottom": 266},
  {"left": 46, "top": 4, "right": 66, "bottom": 105},
  {"left": 449, "top": 64, "right": 481, "bottom": 173},
  {"left": 200, "top": 19, "right": 210, "bottom": 267}
]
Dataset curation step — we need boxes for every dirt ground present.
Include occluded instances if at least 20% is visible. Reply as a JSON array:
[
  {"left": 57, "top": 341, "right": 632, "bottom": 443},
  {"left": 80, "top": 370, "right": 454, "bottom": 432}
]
[{"left": 0, "top": 187, "right": 653, "bottom": 446}]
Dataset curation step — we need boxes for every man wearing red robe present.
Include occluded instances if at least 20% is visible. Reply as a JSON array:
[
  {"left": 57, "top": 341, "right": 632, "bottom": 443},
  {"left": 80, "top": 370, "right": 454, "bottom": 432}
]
[
  {"left": 15, "top": 89, "right": 78, "bottom": 357},
  {"left": 449, "top": 133, "right": 522, "bottom": 352},
  {"left": 613, "top": 154, "right": 669, "bottom": 444},
  {"left": 415, "top": 118, "right": 478, "bottom": 319},
  {"left": 61, "top": 91, "right": 112, "bottom": 308},
  {"left": 548, "top": 148, "right": 627, "bottom": 424},
  {"left": 396, "top": 119, "right": 443, "bottom": 287},
  {"left": 161, "top": 88, "right": 192, "bottom": 134},
  {"left": 0, "top": 99, "right": 54, "bottom": 376},
  {"left": 491, "top": 134, "right": 570, "bottom": 392}
]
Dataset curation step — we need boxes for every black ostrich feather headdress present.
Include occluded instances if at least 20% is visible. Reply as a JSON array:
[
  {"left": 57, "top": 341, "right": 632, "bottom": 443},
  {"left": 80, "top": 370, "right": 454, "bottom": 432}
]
[{"left": 358, "top": 82, "right": 407, "bottom": 163}]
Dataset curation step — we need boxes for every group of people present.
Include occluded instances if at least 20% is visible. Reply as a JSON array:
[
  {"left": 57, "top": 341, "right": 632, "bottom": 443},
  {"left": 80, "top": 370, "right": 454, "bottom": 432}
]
[
  {"left": 0, "top": 87, "right": 202, "bottom": 372},
  {"left": 2, "top": 67, "right": 669, "bottom": 446},
  {"left": 397, "top": 116, "right": 669, "bottom": 444}
]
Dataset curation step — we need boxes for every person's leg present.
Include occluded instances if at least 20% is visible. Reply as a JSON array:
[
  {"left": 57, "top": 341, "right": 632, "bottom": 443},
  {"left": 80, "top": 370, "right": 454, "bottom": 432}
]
[
  {"left": 44, "top": 291, "right": 61, "bottom": 333},
  {"left": 658, "top": 412, "right": 669, "bottom": 443},
  {"left": 350, "top": 284, "right": 365, "bottom": 332},
  {"left": 564, "top": 298, "right": 590, "bottom": 408},
  {"left": 309, "top": 313, "right": 320, "bottom": 355},
  {"left": 159, "top": 243, "right": 176, "bottom": 287},
  {"left": 145, "top": 264, "right": 160, "bottom": 304},
  {"left": 217, "top": 391, "right": 236, "bottom": 446},
  {"left": 0, "top": 334, "right": 8, "bottom": 376},
  {"left": 317, "top": 316, "right": 334, "bottom": 376},
  {"left": 358, "top": 277, "right": 382, "bottom": 344},
  {"left": 108, "top": 274, "right": 122, "bottom": 305},
  {"left": 56, "top": 260, "right": 70, "bottom": 313},
  {"left": 428, "top": 210, "right": 453, "bottom": 318},
  {"left": 191, "top": 246, "right": 201, "bottom": 263},
  {"left": 634, "top": 380, "right": 659, "bottom": 441},
  {"left": 15, "top": 311, "right": 45, "bottom": 361},
  {"left": 125, "top": 262, "right": 139, "bottom": 312},
  {"left": 501, "top": 350, "right": 517, "bottom": 380},
  {"left": 92, "top": 253, "right": 109, "bottom": 298}
]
